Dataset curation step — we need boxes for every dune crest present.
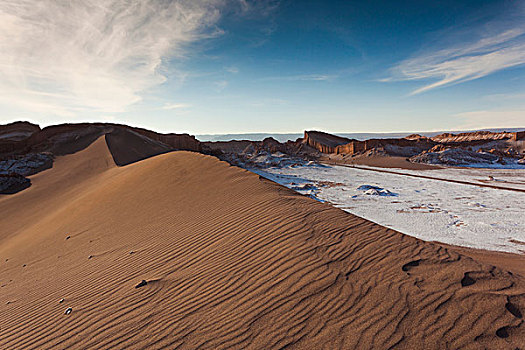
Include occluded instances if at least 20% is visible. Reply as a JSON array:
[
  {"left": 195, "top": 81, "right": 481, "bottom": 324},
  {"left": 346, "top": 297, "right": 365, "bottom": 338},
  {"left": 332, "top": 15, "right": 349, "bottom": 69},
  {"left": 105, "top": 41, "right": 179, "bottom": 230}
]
[{"left": 1, "top": 138, "right": 524, "bottom": 349}]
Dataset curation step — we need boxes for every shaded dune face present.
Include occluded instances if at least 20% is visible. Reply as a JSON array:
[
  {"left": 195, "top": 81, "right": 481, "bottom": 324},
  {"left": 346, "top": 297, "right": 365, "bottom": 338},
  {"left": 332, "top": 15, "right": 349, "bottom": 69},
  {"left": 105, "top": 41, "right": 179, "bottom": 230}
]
[
  {"left": 105, "top": 128, "right": 172, "bottom": 166},
  {"left": 0, "top": 137, "right": 524, "bottom": 349}
]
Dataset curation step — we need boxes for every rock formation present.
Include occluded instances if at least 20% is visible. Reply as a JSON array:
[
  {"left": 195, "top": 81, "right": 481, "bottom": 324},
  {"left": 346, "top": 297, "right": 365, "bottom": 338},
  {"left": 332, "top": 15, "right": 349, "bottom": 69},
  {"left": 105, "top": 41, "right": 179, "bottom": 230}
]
[{"left": 205, "top": 129, "right": 525, "bottom": 169}]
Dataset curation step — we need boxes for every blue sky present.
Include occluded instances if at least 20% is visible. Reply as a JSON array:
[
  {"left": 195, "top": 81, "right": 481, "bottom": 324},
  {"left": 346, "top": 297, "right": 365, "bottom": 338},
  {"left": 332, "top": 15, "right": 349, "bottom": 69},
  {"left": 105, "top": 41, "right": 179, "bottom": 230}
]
[{"left": 1, "top": 0, "right": 524, "bottom": 134}]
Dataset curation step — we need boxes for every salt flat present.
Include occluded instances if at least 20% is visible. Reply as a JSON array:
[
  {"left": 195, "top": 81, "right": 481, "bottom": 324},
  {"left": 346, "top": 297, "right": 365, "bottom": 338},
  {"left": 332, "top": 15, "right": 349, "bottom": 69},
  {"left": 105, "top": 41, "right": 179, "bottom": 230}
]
[{"left": 253, "top": 164, "right": 525, "bottom": 253}]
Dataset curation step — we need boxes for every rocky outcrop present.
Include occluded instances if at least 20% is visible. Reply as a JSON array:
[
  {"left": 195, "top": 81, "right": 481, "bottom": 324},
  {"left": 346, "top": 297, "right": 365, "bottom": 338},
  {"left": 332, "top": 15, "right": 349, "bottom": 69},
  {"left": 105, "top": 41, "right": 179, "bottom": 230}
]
[
  {"left": 204, "top": 136, "right": 318, "bottom": 168},
  {"left": 0, "top": 122, "right": 41, "bottom": 154},
  {"left": 0, "top": 123, "right": 202, "bottom": 158},
  {"left": 410, "top": 148, "right": 499, "bottom": 166},
  {"left": 512, "top": 131, "right": 525, "bottom": 141},
  {"left": 206, "top": 128, "right": 525, "bottom": 169},
  {"left": 0, "top": 153, "right": 54, "bottom": 176},
  {"left": 302, "top": 131, "right": 352, "bottom": 153},
  {"left": 431, "top": 131, "right": 519, "bottom": 143},
  {"left": 404, "top": 134, "right": 429, "bottom": 141},
  {"left": 301, "top": 131, "right": 436, "bottom": 157},
  {"left": 206, "top": 136, "right": 316, "bottom": 156},
  {"left": 204, "top": 140, "right": 261, "bottom": 155},
  {"left": 336, "top": 138, "right": 435, "bottom": 156},
  {"left": 0, "top": 121, "right": 40, "bottom": 141},
  {"left": 299, "top": 130, "right": 525, "bottom": 166},
  {"left": 0, "top": 173, "right": 31, "bottom": 194}
]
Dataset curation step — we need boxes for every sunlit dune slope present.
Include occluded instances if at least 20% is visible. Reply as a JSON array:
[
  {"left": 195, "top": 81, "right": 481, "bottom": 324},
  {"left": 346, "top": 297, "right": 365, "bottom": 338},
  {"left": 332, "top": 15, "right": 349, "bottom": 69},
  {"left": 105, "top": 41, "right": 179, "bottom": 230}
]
[{"left": 0, "top": 136, "right": 524, "bottom": 349}]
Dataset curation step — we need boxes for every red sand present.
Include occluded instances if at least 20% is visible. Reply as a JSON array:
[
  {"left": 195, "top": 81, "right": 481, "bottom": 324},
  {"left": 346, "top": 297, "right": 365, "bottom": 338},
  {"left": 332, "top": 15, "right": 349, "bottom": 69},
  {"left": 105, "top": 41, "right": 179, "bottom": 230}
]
[{"left": 1, "top": 136, "right": 524, "bottom": 349}]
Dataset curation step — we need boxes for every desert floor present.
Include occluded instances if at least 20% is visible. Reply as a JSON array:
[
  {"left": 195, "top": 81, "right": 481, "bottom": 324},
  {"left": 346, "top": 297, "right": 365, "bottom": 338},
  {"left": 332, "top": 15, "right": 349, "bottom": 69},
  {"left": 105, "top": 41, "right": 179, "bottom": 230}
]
[{"left": 1, "top": 136, "right": 524, "bottom": 349}]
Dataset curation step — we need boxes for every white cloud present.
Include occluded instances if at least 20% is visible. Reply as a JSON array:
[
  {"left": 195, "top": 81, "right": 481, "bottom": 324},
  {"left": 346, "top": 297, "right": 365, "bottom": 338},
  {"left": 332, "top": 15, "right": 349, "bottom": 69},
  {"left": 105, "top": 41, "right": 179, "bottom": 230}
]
[
  {"left": 161, "top": 103, "right": 191, "bottom": 110},
  {"left": 484, "top": 92, "right": 525, "bottom": 101},
  {"left": 0, "top": 0, "right": 226, "bottom": 117},
  {"left": 261, "top": 74, "right": 338, "bottom": 82},
  {"left": 248, "top": 98, "right": 288, "bottom": 107},
  {"left": 236, "top": 0, "right": 280, "bottom": 17},
  {"left": 225, "top": 66, "right": 240, "bottom": 74},
  {"left": 387, "top": 14, "right": 525, "bottom": 94},
  {"left": 456, "top": 108, "right": 525, "bottom": 129},
  {"left": 214, "top": 80, "right": 229, "bottom": 91}
]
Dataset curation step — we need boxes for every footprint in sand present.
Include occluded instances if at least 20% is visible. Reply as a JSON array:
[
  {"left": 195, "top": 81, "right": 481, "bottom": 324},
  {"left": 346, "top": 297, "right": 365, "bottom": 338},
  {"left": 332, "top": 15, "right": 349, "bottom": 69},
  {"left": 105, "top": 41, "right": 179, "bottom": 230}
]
[{"left": 461, "top": 272, "right": 475, "bottom": 287}]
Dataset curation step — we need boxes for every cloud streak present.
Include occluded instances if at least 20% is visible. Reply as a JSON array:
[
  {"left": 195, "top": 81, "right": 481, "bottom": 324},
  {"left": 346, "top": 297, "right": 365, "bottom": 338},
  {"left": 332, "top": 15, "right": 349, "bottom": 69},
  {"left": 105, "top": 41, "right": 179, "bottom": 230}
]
[
  {"left": 261, "top": 74, "right": 338, "bottom": 82},
  {"left": 387, "top": 14, "right": 525, "bottom": 94},
  {"left": 456, "top": 108, "right": 525, "bottom": 129},
  {"left": 0, "top": 0, "right": 226, "bottom": 117},
  {"left": 161, "top": 103, "right": 191, "bottom": 110}
]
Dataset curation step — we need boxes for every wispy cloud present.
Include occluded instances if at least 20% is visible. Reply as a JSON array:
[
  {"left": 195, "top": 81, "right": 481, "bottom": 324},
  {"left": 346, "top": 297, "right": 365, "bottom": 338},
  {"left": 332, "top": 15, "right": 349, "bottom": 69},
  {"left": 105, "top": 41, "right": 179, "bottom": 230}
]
[
  {"left": 456, "top": 108, "right": 525, "bottom": 129},
  {"left": 161, "top": 103, "right": 191, "bottom": 110},
  {"left": 484, "top": 92, "right": 525, "bottom": 102},
  {"left": 225, "top": 66, "right": 240, "bottom": 74},
  {"left": 214, "top": 80, "right": 229, "bottom": 91},
  {"left": 261, "top": 74, "right": 338, "bottom": 82},
  {"left": 0, "top": 0, "right": 226, "bottom": 117},
  {"left": 386, "top": 8, "right": 525, "bottom": 95},
  {"left": 236, "top": 0, "right": 280, "bottom": 17},
  {"left": 248, "top": 98, "right": 288, "bottom": 107}
]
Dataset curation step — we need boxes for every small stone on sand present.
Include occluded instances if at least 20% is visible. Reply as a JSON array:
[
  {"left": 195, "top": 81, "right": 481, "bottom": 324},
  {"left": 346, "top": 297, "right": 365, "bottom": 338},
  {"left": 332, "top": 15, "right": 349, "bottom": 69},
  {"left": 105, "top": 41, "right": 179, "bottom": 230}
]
[
  {"left": 65, "top": 307, "right": 72, "bottom": 315},
  {"left": 66, "top": 235, "right": 70, "bottom": 240},
  {"left": 59, "top": 298, "right": 65, "bottom": 303}
]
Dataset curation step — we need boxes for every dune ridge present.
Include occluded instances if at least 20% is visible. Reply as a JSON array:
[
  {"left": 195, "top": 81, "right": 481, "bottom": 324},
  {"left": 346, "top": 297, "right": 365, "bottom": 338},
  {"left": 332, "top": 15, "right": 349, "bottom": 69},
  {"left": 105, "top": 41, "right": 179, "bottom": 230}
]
[{"left": 0, "top": 136, "right": 524, "bottom": 349}]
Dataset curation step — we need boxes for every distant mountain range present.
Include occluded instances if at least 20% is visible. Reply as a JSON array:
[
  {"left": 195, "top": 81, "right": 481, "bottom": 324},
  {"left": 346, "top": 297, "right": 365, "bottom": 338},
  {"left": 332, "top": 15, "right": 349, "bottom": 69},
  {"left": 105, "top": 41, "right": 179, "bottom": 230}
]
[{"left": 197, "top": 128, "right": 525, "bottom": 143}]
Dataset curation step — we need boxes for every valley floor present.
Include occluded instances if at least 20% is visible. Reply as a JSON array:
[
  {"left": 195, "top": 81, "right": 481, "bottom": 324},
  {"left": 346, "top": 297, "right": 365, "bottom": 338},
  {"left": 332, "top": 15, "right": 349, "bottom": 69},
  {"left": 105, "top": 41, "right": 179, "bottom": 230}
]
[{"left": 253, "top": 163, "right": 525, "bottom": 254}]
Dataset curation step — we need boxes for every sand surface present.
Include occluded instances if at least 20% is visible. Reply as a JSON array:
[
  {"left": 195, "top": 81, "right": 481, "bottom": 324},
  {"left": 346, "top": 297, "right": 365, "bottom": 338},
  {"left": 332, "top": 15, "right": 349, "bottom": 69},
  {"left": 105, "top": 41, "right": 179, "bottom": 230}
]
[
  {"left": 439, "top": 243, "right": 525, "bottom": 277},
  {"left": 1, "top": 136, "right": 525, "bottom": 349}
]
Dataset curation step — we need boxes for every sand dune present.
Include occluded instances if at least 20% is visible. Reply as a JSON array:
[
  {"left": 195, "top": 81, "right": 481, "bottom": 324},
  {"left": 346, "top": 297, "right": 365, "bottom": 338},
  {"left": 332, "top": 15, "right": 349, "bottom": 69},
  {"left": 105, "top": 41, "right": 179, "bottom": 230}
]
[
  {"left": 1, "top": 136, "right": 524, "bottom": 349},
  {"left": 105, "top": 127, "right": 172, "bottom": 166}
]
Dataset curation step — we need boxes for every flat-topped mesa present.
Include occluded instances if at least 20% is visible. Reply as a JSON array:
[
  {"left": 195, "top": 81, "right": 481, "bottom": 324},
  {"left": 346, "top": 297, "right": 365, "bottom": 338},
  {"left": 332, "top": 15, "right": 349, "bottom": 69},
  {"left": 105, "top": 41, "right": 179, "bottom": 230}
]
[
  {"left": 302, "top": 130, "right": 352, "bottom": 153},
  {"left": 302, "top": 130, "right": 436, "bottom": 156},
  {"left": 302, "top": 129, "right": 525, "bottom": 161},
  {"left": 514, "top": 131, "right": 525, "bottom": 141}
]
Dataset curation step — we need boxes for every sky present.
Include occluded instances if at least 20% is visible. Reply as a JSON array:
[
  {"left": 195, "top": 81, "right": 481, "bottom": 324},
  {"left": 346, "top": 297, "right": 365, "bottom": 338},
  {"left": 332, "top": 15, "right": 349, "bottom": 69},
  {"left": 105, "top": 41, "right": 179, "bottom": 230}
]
[{"left": 0, "top": 0, "right": 524, "bottom": 134}]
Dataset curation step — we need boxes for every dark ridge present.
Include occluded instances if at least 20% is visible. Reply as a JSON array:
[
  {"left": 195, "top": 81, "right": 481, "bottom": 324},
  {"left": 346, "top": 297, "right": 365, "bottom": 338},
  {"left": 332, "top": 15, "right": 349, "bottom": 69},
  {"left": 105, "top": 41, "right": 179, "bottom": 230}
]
[{"left": 105, "top": 128, "right": 172, "bottom": 166}]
